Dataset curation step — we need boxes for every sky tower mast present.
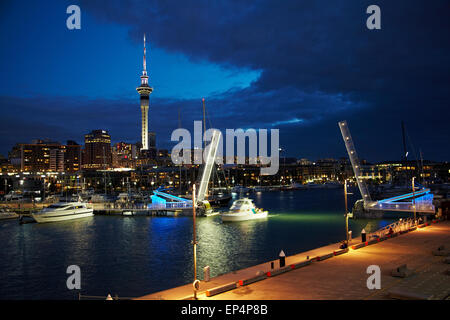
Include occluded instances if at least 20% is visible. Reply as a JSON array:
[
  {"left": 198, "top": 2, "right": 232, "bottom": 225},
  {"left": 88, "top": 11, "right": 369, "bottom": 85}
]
[{"left": 137, "top": 34, "right": 153, "bottom": 150}]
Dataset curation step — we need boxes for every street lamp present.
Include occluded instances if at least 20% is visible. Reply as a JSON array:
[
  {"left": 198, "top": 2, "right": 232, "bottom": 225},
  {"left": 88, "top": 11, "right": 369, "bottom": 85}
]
[
  {"left": 344, "top": 179, "right": 353, "bottom": 246},
  {"left": 192, "top": 184, "right": 198, "bottom": 300},
  {"left": 412, "top": 176, "right": 416, "bottom": 225}
]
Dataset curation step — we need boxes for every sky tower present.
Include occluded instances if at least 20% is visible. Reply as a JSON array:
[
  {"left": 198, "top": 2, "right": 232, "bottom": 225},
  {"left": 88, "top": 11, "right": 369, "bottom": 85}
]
[{"left": 136, "top": 34, "right": 153, "bottom": 151}]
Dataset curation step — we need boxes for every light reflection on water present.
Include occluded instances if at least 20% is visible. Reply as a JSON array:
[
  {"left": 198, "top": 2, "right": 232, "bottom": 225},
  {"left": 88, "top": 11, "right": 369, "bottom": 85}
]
[{"left": 0, "top": 188, "right": 396, "bottom": 299}]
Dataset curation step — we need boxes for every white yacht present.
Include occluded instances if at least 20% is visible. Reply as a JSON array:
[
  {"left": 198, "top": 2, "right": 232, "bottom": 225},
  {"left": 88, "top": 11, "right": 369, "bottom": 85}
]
[
  {"left": 221, "top": 198, "right": 268, "bottom": 222},
  {"left": 0, "top": 209, "right": 19, "bottom": 220},
  {"left": 32, "top": 201, "right": 93, "bottom": 223}
]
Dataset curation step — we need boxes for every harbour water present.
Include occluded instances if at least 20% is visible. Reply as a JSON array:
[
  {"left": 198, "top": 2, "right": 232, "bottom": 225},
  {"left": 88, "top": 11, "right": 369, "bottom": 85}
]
[{"left": 0, "top": 188, "right": 396, "bottom": 299}]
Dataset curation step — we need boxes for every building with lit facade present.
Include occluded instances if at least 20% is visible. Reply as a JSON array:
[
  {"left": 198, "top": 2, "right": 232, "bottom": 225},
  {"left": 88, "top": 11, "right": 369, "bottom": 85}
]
[
  {"left": 82, "top": 130, "right": 112, "bottom": 170},
  {"left": 19, "top": 140, "right": 61, "bottom": 172},
  {"left": 112, "top": 142, "right": 138, "bottom": 168},
  {"left": 4, "top": 140, "right": 82, "bottom": 173},
  {"left": 64, "top": 141, "right": 82, "bottom": 172}
]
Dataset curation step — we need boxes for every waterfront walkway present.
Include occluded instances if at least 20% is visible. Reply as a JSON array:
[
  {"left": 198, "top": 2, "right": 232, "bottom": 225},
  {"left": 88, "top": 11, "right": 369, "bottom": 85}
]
[{"left": 137, "top": 220, "right": 450, "bottom": 300}]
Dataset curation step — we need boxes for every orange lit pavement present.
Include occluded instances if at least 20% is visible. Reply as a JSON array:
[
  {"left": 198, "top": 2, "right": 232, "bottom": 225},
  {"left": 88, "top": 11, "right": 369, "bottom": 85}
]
[{"left": 137, "top": 220, "right": 450, "bottom": 300}]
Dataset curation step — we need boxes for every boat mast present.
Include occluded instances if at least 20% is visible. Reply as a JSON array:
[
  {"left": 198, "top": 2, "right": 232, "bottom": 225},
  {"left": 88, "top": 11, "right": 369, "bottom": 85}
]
[
  {"left": 401, "top": 121, "right": 409, "bottom": 187},
  {"left": 401, "top": 121, "right": 408, "bottom": 162}
]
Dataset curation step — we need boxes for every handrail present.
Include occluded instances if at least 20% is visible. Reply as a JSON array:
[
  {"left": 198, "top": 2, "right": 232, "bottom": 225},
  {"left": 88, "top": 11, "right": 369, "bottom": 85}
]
[
  {"left": 368, "top": 217, "right": 418, "bottom": 239},
  {"left": 78, "top": 293, "right": 134, "bottom": 300}
]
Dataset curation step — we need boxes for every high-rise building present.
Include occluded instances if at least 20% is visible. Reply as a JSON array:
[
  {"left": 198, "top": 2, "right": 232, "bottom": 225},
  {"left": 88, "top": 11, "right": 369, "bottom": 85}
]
[
  {"left": 49, "top": 148, "right": 64, "bottom": 172},
  {"left": 136, "top": 34, "right": 153, "bottom": 151},
  {"left": 149, "top": 131, "right": 156, "bottom": 149},
  {"left": 19, "top": 140, "right": 62, "bottom": 172},
  {"left": 8, "top": 140, "right": 81, "bottom": 172},
  {"left": 64, "top": 140, "right": 82, "bottom": 172},
  {"left": 8, "top": 143, "right": 23, "bottom": 169},
  {"left": 82, "top": 130, "right": 112, "bottom": 170},
  {"left": 112, "top": 142, "right": 137, "bottom": 168}
]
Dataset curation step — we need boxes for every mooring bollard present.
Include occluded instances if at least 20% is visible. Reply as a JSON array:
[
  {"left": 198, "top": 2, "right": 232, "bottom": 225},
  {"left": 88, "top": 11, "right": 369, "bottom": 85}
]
[
  {"left": 361, "top": 229, "right": 367, "bottom": 243},
  {"left": 279, "top": 250, "right": 286, "bottom": 268},
  {"left": 204, "top": 266, "right": 210, "bottom": 282}
]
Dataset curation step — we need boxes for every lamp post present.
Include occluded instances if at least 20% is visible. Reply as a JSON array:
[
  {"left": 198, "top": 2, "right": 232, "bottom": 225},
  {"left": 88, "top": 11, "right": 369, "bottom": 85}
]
[
  {"left": 343, "top": 179, "right": 354, "bottom": 246},
  {"left": 192, "top": 184, "right": 198, "bottom": 300},
  {"left": 412, "top": 176, "right": 416, "bottom": 225},
  {"left": 344, "top": 179, "right": 349, "bottom": 245}
]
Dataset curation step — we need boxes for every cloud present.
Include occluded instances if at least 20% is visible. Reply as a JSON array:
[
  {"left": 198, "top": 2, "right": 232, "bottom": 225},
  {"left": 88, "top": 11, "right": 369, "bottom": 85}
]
[
  {"left": 1, "top": 1, "right": 449, "bottom": 162},
  {"left": 75, "top": 0, "right": 450, "bottom": 161}
]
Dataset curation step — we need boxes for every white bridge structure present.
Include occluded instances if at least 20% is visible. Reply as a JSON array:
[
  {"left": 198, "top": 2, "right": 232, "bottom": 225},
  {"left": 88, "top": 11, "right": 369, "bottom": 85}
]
[
  {"left": 338, "top": 120, "right": 435, "bottom": 214},
  {"left": 148, "top": 129, "right": 222, "bottom": 213}
]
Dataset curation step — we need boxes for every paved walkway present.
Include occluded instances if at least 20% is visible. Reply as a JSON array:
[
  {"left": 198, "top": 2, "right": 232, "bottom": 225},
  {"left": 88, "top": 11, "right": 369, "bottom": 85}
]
[{"left": 137, "top": 220, "right": 450, "bottom": 300}]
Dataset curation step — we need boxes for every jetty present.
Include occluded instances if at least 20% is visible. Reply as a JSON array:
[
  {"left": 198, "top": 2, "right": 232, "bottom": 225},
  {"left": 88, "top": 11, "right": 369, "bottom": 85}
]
[{"left": 136, "top": 218, "right": 450, "bottom": 300}]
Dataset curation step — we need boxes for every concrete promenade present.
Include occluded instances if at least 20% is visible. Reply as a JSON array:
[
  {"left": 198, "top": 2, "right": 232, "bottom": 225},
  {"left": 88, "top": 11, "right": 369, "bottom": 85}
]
[{"left": 137, "top": 220, "right": 450, "bottom": 300}]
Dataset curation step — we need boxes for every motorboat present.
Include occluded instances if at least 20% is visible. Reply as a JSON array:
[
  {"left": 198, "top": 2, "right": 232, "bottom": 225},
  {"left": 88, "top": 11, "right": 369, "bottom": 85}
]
[
  {"left": 231, "top": 185, "right": 251, "bottom": 194},
  {"left": 221, "top": 198, "right": 268, "bottom": 222},
  {"left": 253, "top": 186, "right": 268, "bottom": 192},
  {"left": 32, "top": 201, "right": 93, "bottom": 223},
  {"left": 4, "top": 192, "right": 23, "bottom": 201},
  {"left": 0, "top": 209, "right": 19, "bottom": 220},
  {"left": 90, "top": 194, "right": 115, "bottom": 203},
  {"left": 281, "top": 182, "right": 306, "bottom": 190}
]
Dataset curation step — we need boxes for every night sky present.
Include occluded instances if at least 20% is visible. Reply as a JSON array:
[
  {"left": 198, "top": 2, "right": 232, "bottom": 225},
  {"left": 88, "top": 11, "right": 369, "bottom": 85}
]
[{"left": 0, "top": 0, "right": 449, "bottom": 162}]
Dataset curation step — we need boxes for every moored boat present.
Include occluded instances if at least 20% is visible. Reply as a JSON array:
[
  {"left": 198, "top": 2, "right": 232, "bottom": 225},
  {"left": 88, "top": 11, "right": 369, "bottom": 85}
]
[
  {"left": 32, "top": 201, "right": 93, "bottom": 223},
  {"left": 0, "top": 209, "right": 19, "bottom": 220},
  {"left": 221, "top": 198, "right": 268, "bottom": 222}
]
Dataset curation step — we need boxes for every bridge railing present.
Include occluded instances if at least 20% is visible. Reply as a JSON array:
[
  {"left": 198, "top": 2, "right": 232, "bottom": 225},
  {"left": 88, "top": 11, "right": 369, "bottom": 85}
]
[
  {"left": 368, "top": 217, "right": 418, "bottom": 239},
  {"left": 148, "top": 202, "right": 193, "bottom": 210},
  {"left": 370, "top": 201, "right": 435, "bottom": 213}
]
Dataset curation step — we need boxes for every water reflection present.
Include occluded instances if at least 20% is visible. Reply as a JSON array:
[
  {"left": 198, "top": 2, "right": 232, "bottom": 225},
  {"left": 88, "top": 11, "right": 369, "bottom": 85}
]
[{"left": 0, "top": 189, "right": 396, "bottom": 299}]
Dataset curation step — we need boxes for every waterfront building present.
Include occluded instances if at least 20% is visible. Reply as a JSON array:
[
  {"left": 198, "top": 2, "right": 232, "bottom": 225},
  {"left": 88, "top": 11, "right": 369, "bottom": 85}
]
[
  {"left": 49, "top": 148, "right": 64, "bottom": 172},
  {"left": 8, "top": 144, "right": 22, "bottom": 170},
  {"left": 63, "top": 141, "right": 82, "bottom": 172},
  {"left": 6, "top": 140, "right": 81, "bottom": 173},
  {"left": 297, "top": 158, "right": 312, "bottom": 165},
  {"left": 0, "top": 154, "right": 13, "bottom": 173},
  {"left": 19, "top": 140, "right": 62, "bottom": 172},
  {"left": 82, "top": 130, "right": 112, "bottom": 170},
  {"left": 136, "top": 34, "right": 153, "bottom": 151},
  {"left": 112, "top": 142, "right": 138, "bottom": 168}
]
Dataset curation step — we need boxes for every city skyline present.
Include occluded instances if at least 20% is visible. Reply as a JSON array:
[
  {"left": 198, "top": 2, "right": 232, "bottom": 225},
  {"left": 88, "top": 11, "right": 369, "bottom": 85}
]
[{"left": 0, "top": 0, "right": 449, "bottom": 163}]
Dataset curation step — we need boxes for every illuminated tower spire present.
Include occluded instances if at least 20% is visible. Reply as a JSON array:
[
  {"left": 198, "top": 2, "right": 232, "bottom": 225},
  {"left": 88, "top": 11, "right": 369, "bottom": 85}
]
[
  {"left": 137, "top": 33, "right": 153, "bottom": 150},
  {"left": 143, "top": 34, "right": 147, "bottom": 77}
]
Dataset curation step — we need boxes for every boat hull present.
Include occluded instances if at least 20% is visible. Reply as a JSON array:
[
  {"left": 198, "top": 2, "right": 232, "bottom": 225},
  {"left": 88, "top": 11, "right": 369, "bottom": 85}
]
[
  {"left": 221, "top": 211, "right": 268, "bottom": 222},
  {"left": 0, "top": 212, "right": 19, "bottom": 220},
  {"left": 32, "top": 210, "right": 94, "bottom": 223},
  {"left": 207, "top": 195, "right": 232, "bottom": 207}
]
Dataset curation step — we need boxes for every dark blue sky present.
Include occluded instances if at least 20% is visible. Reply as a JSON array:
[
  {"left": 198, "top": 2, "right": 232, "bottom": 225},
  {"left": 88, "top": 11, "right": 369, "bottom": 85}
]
[{"left": 0, "top": 0, "right": 449, "bottom": 162}]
